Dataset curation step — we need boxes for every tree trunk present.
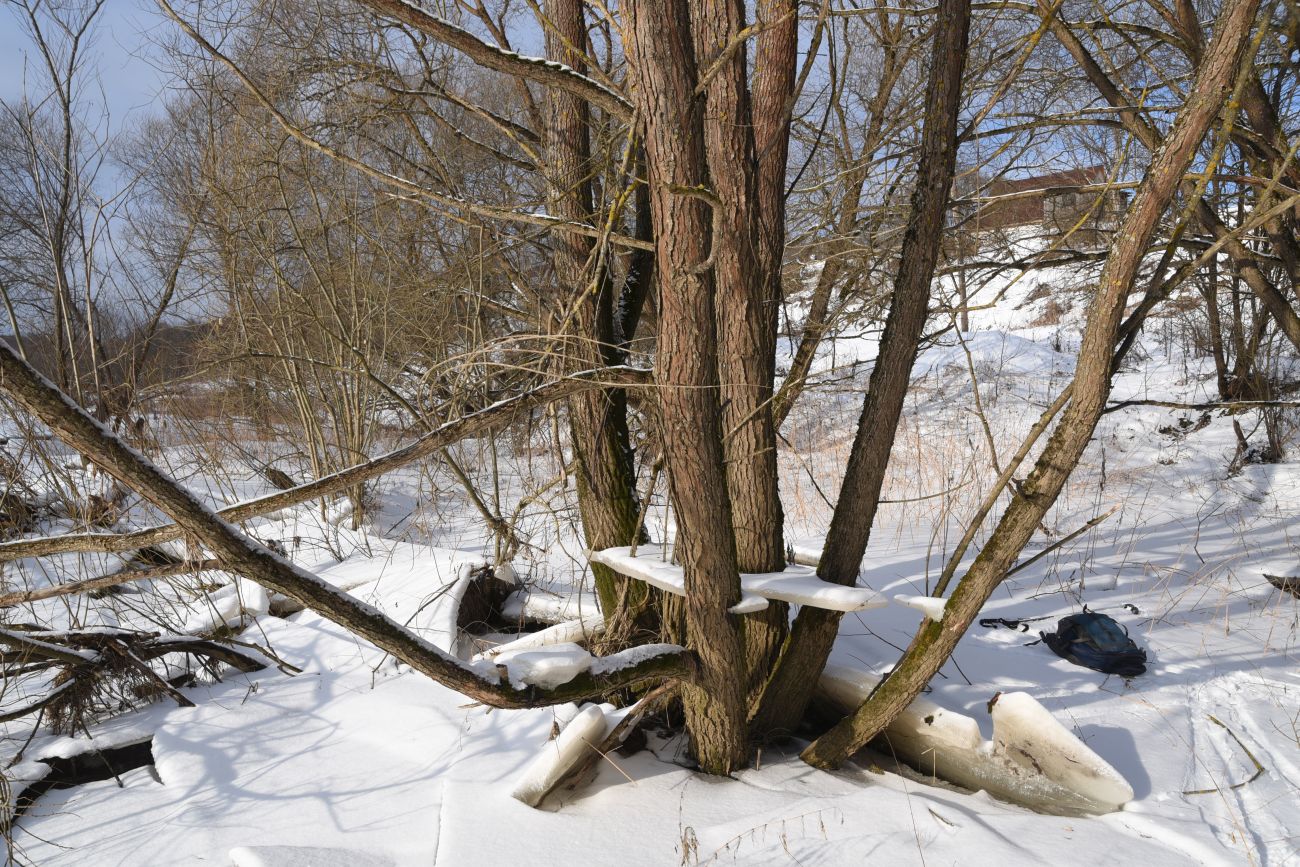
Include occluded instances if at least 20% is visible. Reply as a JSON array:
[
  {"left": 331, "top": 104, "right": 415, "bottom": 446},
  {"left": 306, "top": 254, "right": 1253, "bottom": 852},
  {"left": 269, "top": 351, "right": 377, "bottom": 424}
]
[
  {"left": 627, "top": 0, "right": 749, "bottom": 774},
  {"left": 751, "top": 0, "right": 972, "bottom": 741},
  {"left": 543, "top": 0, "right": 652, "bottom": 638},
  {"left": 692, "top": 0, "right": 793, "bottom": 708},
  {"left": 804, "top": 0, "right": 1260, "bottom": 768}
]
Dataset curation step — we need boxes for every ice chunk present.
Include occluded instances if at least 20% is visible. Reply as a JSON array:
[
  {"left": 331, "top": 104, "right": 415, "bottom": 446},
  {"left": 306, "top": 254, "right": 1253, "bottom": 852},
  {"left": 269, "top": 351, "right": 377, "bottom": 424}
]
[
  {"left": 592, "top": 546, "right": 885, "bottom": 613},
  {"left": 474, "top": 616, "right": 605, "bottom": 661},
  {"left": 589, "top": 547, "right": 768, "bottom": 614},
  {"left": 500, "top": 590, "right": 602, "bottom": 624},
  {"left": 990, "top": 691, "right": 1134, "bottom": 810},
  {"left": 894, "top": 594, "right": 947, "bottom": 621},
  {"left": 511, "top": 703, "right": 611, "bottom": 807},
  {"left": 742, "top": 564, "right": 887, "bottom": 612},
  {"left": 818, "top": 665, "right": 1133, "bottom": 814}
]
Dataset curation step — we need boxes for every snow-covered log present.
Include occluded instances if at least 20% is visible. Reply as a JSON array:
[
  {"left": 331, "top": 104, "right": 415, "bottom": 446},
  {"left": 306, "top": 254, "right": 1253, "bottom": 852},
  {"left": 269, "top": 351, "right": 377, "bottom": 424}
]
[
  {"left": 590, "top": 546, "right": 887, "bottom": 613},
  {"left": 818, "top": 665, "right": 1133, "bottom": 814}
]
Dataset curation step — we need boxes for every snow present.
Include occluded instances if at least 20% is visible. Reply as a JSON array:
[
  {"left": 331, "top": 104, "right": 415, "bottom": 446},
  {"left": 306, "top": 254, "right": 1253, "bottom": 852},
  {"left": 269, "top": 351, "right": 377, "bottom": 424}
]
[
  {"left": 229, "top": 846, "right": 396, "bottom": 867},
  {"left": 494, "top": 642, "right": 592, "bottom": 689},
  {"left": 3, "top": 239, "right": 1300, "bottom": 864}
]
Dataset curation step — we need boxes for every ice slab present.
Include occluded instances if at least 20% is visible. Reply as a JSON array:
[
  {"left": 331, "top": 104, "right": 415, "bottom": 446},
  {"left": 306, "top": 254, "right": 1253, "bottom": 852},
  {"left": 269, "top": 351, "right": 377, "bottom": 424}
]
[
  {"left": 819, "top": 665, "right": 1134, "bottom": 814},
  {"left": 591, "top": 546, "right": 886, "bottom": 613}
]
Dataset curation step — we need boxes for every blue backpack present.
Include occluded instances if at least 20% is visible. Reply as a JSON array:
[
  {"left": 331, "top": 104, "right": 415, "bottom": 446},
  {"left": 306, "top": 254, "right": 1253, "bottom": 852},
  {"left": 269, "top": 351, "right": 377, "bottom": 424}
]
[{"left": 1041, "top": 610, "right": 1147, "bottom": 677}]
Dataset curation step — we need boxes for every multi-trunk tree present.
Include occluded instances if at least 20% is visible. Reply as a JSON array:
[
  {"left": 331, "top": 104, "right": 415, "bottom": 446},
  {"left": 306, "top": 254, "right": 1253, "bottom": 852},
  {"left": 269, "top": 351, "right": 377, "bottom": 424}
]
[{"left": 0, "top": 0, "right": 1279, "bottom": 778}]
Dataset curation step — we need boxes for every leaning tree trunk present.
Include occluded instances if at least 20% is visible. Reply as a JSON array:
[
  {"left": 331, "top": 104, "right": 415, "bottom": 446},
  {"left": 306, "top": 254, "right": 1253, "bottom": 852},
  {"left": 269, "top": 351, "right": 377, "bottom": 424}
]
[
  {"left": 1037, "top": 0, "right": 1300, "bottom": 354},
  {"left": 543, "top": 0, "right": 652, "bottom": 639},
  {"left": 803, "top": 0, "right": 1261, "bottom": 768},
  {"left": 751, "top": 0, "right": 972, "bottom": 742},
  {"left": 627, "top": 0, "right": 749, "bottom": 775},
  {"left": 0, "top": 342, "right": 692, "bottom": 709}
]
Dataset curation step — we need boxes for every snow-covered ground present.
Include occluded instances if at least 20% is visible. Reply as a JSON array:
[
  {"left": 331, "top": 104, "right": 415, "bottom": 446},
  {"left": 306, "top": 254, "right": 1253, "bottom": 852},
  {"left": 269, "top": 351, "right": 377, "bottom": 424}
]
[{"left": 2, "top": 243, "right": 1298, "bottom": 865}]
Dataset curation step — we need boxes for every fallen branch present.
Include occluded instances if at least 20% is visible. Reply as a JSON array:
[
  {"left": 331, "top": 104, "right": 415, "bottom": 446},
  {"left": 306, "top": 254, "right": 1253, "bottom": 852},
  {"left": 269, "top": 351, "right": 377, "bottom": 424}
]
[
  {"left": 1104, "top": 397, "right": 1300, "bottom": 413},
  {"left": 0, "top": 559, "right": 222, "bottom": 609},
  {"left": 1003, "top": 504, "right": 1121, "bottom": 580},
  {"left": 0, "top": 366, "right": 650, "bottom": 563},
  {"left": 1264, "top": 573, "right": 1300, "bottom": 597},
  {"left": 0, "top": 344, "right": 690, "bottom": 709},
  {"left": 1182, "top": 714, "right": 1267, "bottom": 795}
]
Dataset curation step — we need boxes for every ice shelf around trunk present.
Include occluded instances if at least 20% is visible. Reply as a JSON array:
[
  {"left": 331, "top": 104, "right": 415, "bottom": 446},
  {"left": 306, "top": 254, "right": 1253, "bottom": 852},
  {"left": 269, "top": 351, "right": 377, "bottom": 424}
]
[{"left": 589, "top": 546, "right": 887, "bottom": 613}]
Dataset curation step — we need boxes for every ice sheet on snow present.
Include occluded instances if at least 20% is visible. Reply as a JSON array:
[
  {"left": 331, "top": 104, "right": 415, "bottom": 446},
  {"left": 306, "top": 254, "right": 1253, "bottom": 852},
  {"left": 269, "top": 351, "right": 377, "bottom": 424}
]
[
  {"left": 818, "top": 665, "right": 1133, "bottom": 814},
  {"left": 591, "top": 546, "right": 886, "bottom": 613}
]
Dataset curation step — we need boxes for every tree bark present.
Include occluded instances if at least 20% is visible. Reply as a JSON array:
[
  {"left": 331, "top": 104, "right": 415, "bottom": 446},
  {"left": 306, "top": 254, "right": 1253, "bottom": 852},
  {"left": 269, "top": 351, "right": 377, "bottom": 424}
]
[
  {"left": 751, "top": 0, "right": 972, "bottom": 741},
  {"left": 691, "top": 0, "right": 792, "bottom": 709},
  {"left": 627, "top": 0, "right": 749, "bottom": 775},
  {"left": 804, "top": 0, "right": 1260, "bottom": 768},
  {"left": 543, "top": 0, "right": 652, "bottom": 638},
  {"left": 1038, "top": 0, "right": 1300, "bottom": 352}
]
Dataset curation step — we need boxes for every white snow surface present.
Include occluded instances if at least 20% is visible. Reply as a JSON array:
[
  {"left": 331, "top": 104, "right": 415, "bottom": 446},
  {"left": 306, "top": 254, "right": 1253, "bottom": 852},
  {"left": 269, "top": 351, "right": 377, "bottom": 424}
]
[{"left": 4, "top": 244, "right": 1300, "bottom": 864}]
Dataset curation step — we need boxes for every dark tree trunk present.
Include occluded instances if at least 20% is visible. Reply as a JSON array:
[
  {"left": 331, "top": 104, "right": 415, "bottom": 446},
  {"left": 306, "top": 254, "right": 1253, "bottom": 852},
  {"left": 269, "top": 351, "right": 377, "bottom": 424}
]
[
  {"left": 804, "top": 0, "right": 1260, "bottom": 768},
  {"left": 691, "top": 0, "right": 795, "bottom": 708},
  {"left": 751, "top": 0, "right": 972, "bottom": 741},
  {"left": 543, "top": 0, "right": 651, "bottom": 638},
  {"left": 627, "top": 0, "right": 748, "bottom": 774}
]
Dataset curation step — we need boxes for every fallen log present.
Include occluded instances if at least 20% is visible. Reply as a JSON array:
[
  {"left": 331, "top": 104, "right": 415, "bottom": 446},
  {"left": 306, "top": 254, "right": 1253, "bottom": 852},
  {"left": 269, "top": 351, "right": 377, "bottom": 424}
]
[
  {"left": 0, "top": 560, "right": 222, "bottom": 609},
  {"left": 0, "top": 344, "right": 690, "bottom": 709},
  {"left": 0, "top": 366, "right": 651, "bottom": 564}
]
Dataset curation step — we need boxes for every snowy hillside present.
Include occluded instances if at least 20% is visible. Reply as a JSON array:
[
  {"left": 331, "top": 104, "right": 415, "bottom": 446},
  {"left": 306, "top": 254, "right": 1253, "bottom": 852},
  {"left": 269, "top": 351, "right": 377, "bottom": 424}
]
[{"left": 2, "top": 249, "right": 1298, "bottom": 867}]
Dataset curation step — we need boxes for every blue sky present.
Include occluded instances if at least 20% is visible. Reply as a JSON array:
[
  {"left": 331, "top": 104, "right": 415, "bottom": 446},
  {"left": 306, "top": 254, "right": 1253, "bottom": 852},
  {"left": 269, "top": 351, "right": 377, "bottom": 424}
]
[{"left": 0, "top": 0, "right": 168, "bottom": 132}]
